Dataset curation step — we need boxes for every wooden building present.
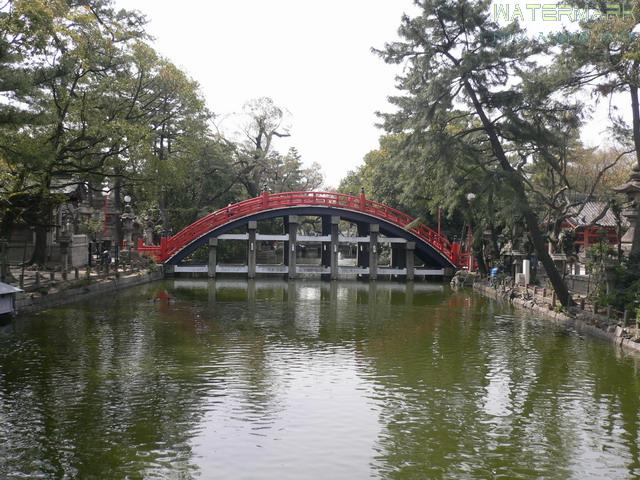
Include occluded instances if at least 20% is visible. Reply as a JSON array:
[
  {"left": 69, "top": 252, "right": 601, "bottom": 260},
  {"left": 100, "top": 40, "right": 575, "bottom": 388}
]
[{"left": 565, "top": 202, "right": 622, "bottom": 253}]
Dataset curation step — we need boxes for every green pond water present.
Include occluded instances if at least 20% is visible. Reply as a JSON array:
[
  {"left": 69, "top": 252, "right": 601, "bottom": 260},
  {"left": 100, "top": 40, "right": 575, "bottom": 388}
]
[{"left": 1, "top": 279, "right": 640, "bottom": 479}]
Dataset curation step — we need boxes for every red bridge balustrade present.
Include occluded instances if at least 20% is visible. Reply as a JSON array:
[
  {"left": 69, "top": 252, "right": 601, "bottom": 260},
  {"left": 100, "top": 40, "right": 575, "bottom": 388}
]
[{"left": 137, "top": 191, "right": 464, "bottom": 268}]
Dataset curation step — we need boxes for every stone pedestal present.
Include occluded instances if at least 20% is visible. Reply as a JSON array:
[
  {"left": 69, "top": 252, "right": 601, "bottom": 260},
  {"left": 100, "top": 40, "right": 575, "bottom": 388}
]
[{"left": 523, "top": 259, "right": 531, "bottom": 285}]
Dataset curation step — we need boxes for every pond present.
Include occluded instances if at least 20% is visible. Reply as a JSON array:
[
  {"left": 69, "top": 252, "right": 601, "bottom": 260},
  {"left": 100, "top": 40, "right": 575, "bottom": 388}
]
[{"left": 0, "top": 279, "right": 639, "bottom": 479}]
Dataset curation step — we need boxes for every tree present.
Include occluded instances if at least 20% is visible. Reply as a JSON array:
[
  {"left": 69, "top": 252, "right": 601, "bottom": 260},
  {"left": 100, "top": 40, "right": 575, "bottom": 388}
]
[
  {"left": 547, "top": 2, "right": 638, "bottom": 250},
  {"left": 233, "top": 97, "right": 291, "bottom": 197},
  {"left": 0, "top": 0, "right": 149, "bottom": 264},
  {"left": 260, "top": 147, "right": 323, "bottom": 193},
  {"left": 376, "top": 0, "right": 580, "bottom": 306}
]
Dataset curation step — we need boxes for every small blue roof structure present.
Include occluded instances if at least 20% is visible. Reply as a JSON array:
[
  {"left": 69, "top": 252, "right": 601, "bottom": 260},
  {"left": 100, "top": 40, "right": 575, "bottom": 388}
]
[
  {"left": 0, "top": 282, "right": 22, "bottom": 316},
  {"left": 0, "top": 282, "right": 22, "bottom": 295}
]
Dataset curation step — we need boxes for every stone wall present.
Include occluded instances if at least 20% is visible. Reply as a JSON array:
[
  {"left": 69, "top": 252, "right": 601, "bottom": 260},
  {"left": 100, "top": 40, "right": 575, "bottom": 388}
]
[{"left": 15, "top": 270, "right": 163, "bottom": 314}]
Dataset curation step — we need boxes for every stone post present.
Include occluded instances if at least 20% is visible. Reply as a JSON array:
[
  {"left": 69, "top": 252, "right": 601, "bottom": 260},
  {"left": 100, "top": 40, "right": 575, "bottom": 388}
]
[
  {"left": 288, "top": 216, "right": 298, "bottom": 280},
  {"left": 406, "top": 241, "right": 415, "bottom": 281},
  {"left": 369, "top": 224, "right": 379, "bottom": 281},
  {"left": 208, "top": 237, "right": 218, "bottom": 278},
  {"left": 523, "top": 259, "right": 531, "bottom": 285},
  {"left": 248, "top": 221, "right": 257, "bottom": 279}
]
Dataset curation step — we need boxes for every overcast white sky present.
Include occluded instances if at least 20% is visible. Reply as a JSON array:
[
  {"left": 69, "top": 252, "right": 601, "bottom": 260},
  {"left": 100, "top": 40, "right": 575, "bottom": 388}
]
[
  {"left": 115, "top": 0, "right": 414, "bottom": 188},
  {"left": 114, "top": 1, "right": 628, "bottom": 188}
]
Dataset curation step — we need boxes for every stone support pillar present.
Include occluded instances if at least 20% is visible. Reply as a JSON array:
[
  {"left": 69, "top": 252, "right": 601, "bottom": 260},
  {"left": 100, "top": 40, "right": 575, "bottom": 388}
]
[
  {"left": 248, "top": 221, "right": 257, "bottom": 279},
  {"left": 406, "top": 241, "right": 415, "bottom": 281},
  {"left": 321, "top": 216, "right": 332, "bottom": 281},
  {"left": 284, "top": 216, "right": 290, "bottom": 267},
  {"left": 369, "top": 224, "right": 379, "bottom": 281},
  {"left": 330, "top": 216, "right": 340, "bottom": 281},
  {"left": 288, "top": 216, "right": 298, "bottom": 279},
  {"left": 207, "top": 237, "right": 218, "bottom": 278}
]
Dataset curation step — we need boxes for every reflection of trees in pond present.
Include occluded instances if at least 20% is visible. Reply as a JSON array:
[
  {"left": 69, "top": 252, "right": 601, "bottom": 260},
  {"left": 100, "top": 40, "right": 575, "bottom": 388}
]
[
  {"left": 584, "top": 345, "right": 640, "bottom": 475},
  {"left": 355, "top": 297, "right": 639, "bottom": 479},
  {"left": 0, "top": 290, "right": 227, "bottom": 479},
  {"left": 4, "top": 280, "right": 638, "bottom": 478}
]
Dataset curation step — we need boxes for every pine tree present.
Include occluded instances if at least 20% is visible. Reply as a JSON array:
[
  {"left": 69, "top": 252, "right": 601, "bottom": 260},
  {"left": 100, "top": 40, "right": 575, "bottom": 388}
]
[{"left": 377, "top": 0, "right": 575, "bottom": 306}]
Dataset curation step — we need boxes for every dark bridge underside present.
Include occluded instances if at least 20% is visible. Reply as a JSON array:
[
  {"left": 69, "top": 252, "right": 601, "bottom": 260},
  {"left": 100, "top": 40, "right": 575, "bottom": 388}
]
[{"left": 165, "top": 206, "right": 456, "bottom": 269}]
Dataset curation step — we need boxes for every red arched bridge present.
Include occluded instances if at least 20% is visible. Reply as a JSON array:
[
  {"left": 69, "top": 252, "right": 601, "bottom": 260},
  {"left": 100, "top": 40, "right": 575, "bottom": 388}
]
[{"left": 138, "top": 191, "right": 465, "bottom": 277}]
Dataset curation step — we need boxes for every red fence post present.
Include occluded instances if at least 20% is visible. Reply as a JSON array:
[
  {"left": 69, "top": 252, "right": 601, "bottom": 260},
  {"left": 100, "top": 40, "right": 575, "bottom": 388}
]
[
  {"left": 451, "top": 242, "right": 461, "bottom": 267},
  {"left": 160, "top": 237, "right": 168, "bottom": 261},
  {"left": 359, "top": 188, "right": 366, "bottom": 211}
]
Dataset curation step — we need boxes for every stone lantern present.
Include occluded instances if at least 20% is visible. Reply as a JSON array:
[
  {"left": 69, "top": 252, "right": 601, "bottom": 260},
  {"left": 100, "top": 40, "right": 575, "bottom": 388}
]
[
  {"left": 613, "top": 165, "right": 640, "bottom": 254},
  {"left": 121, "top": 195, "right": 135, "bottom": 247}
]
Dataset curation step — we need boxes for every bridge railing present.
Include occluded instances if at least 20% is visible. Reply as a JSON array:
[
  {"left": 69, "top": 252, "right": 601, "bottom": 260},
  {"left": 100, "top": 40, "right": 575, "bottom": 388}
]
[{"left": 138, "top": 191, "right": 460, "bottom": 265}]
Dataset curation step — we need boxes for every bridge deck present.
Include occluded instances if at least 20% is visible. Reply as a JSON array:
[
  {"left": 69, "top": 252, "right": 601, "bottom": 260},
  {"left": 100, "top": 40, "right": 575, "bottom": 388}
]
[{"left": 172, "top": 264, "right": 445, "bottom": 277}]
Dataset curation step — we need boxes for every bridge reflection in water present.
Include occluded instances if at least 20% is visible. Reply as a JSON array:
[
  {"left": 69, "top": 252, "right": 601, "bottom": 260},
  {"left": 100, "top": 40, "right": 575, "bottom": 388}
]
[{"left": 169, "top": 278, "right": 445, "bottom": 310}]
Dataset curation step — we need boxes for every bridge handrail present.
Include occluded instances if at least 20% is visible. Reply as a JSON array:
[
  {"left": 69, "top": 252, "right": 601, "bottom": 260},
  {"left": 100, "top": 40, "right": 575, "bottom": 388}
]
[{"left": 141, "top": 191, "right": 456, "bottom": 263}]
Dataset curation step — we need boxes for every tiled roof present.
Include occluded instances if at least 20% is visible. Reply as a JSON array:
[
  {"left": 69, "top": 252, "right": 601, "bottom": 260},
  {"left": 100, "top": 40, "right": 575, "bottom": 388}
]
[{"left": 567, "top": 202, "right": 625, "bottom": 228}]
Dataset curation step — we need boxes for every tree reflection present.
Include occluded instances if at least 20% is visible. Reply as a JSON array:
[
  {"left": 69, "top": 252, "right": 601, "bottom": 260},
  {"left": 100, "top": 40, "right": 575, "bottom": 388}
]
[{"left": 1, "top": 281, "right": 639, "bottom": 478}]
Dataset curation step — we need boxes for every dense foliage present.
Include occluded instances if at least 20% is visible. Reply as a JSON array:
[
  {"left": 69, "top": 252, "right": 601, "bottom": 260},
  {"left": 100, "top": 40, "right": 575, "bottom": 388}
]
[
  {"left": 339, "top": 0, "right": 638, "bottom": 307},
  {"left": 0, "top": 0, "right": 322, "bottom": 264}
]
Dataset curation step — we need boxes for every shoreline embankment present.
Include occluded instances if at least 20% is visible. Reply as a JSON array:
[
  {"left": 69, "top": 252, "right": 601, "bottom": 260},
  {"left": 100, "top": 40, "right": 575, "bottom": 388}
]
[
  {"left": 473, "top": 281, "right": 640, "bottom": 355},
  {"left": 14, "top": 270, "right": 163, "bottom": 314}
]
